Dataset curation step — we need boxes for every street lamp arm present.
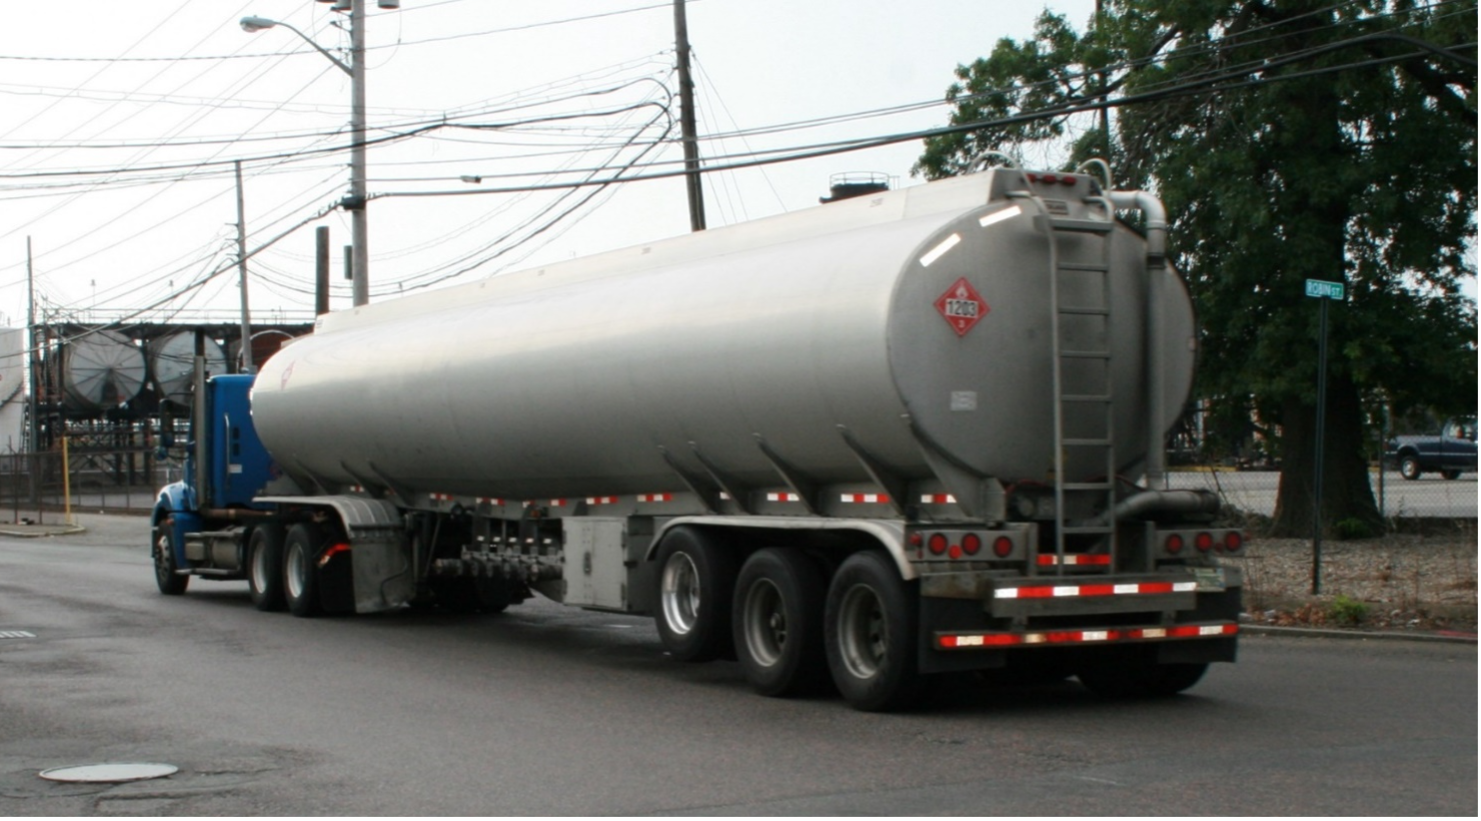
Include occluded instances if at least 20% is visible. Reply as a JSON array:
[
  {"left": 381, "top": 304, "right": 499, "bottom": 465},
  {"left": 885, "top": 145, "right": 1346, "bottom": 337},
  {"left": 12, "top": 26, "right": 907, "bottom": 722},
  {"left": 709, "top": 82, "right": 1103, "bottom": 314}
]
[{"left": 240, "top": 16, "right": 352, "bottom": 76}]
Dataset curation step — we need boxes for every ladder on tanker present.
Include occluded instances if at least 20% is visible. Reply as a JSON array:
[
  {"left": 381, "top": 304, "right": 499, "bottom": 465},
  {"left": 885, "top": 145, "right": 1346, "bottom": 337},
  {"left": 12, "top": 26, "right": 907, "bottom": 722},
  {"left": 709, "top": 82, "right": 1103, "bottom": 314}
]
[{"left": 1039, "top": 196, "right": 1119, "bottom": 570}]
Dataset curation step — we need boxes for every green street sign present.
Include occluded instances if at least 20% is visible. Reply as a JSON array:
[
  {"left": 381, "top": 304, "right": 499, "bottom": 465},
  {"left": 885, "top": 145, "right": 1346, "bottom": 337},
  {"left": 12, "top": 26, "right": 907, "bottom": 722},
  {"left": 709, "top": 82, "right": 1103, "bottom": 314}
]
[{"left": 1305, "top": 279, "right": 1345, "bottom": 300}]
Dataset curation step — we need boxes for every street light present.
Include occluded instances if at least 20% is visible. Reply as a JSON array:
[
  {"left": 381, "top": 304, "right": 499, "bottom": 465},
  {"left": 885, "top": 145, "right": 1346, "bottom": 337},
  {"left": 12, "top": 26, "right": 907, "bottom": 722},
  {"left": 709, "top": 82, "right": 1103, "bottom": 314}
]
[{"left": 241, "top": 3, "right": 371, "bottom": 307}]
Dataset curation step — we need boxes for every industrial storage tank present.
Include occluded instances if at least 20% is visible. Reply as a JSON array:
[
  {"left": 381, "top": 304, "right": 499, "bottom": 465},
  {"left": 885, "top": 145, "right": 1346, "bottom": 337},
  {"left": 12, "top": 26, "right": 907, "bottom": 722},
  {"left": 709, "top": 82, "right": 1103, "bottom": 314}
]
[
  {"left": 0, "top": 328, "right": 23, "bottom": 450},
  {"left": 252, "top": 169, "right": 1198, "bottom": 506},
  {"left": 62, "top": 330, "right": 146, "bottom": 413},
  {"left": 149, "top": 331, "right": 228, "bottom": 408}
]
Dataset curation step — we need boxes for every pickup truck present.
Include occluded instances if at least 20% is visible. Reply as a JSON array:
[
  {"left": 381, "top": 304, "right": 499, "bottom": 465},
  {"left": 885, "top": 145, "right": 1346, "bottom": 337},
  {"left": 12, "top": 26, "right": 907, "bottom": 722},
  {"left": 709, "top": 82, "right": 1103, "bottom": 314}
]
[{"left": 1387, "top": 418, "right": 1478, "bottom": 480}]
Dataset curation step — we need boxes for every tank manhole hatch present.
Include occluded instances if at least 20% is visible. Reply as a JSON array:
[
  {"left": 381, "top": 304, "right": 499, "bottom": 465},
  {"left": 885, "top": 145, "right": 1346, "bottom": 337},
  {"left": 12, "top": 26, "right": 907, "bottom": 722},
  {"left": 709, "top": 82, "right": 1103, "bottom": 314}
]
[
  {"left": 39, "top": 763, "right": 179, "bottom": 783},
  {"left": 0, "top": 631, "right": 36, "bottom": 640}
]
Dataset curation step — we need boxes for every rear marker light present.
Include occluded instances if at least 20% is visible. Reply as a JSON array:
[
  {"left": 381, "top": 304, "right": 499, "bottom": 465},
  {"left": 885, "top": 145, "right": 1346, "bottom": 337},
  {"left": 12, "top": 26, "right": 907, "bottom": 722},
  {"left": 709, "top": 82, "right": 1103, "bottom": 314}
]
[
  {"left": 993, "top": 536, "right": 1013, "bottom": 558},
  {"left": 948, "top": 545, "right": 962, "bottom": 560},
  {"left": 1166, "top": 534, "right": 1184, "bottom": 554},
  {"left": 1224, "top": 532, "right": 1243, "bottom": 552},
  {"left": 317, "top": 542, "right": 351, "bottom": 568},
  {"left": 1195, "top": 532, "right": 1214, "bottom": 552}
]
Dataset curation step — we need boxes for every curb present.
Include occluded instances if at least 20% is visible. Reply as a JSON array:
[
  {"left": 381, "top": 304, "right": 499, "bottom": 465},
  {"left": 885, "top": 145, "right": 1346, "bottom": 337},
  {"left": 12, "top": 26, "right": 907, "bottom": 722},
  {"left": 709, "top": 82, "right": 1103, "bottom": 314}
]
[
  {"left": 1241, "top": 624, "right": 1478, "bottom": 645},
  {"left": 0, "top": 524, "right": 88, "bottom": 538}
]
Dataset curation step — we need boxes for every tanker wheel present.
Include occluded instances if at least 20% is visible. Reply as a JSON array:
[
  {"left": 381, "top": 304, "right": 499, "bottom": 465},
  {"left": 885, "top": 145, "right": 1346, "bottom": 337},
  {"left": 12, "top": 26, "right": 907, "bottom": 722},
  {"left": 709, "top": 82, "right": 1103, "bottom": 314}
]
[
  {"left": 732, "top": 549, "right": 829, "bottom": 697},
  {"left": 824, "top": 550, "right": 921, "bottom": 712},
  {"left": 1076, "top": 647, "right": 1208, "bottom": 698},
  {"left": 283, "top": 523, "right": 324, "bottom": 618},
  {"left": 152, "top": 524, "right": 189, "bottom": 596},
  {"left": 1399, "top": 455, "right": 1422, "bottom": 480},
  {"left": 654, "top": 526, "right": 738, "bottom": 662},
  {"left": 1441, "top": 469, "right": 1462, "bottom": 480},
  {"left": 247, "top": 523, "right": 287, "bottom": 612}
]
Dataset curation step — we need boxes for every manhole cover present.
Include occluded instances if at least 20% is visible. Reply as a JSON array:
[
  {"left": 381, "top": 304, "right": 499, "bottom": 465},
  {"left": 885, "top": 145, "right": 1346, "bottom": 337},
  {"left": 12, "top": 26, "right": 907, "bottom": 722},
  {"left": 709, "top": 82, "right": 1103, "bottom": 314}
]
[{"left": 38, "top": 763, "right": 179, "bottom": 783}]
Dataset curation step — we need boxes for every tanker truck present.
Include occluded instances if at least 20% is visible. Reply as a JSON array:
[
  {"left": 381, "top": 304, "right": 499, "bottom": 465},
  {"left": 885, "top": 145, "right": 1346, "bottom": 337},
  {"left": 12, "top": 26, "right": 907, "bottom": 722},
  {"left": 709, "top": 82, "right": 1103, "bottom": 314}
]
[{"left": 151, "top": 167, "right": 1243, "bottom": 711}]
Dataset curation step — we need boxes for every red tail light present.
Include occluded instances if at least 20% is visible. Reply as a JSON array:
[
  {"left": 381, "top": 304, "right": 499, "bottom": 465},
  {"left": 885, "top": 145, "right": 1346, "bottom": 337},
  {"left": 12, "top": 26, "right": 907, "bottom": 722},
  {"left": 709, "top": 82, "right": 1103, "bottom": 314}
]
[
  {"left": 962, "top": 534, "right": 982, "bottom": 556},
  {"left": 1195, "top": 532, "right": 1214, "bottom": 552},
  {"left": 993, "top": 536, "right": 1014, "bottom": 558},
  {"left": 1224, "top": 532, "right": 1243, "bottom": 552},
  {"left": 1165, "top": 534, "right": 1184, "bottom": 554},
  {"left": 928, "top": 533, "right": 948, "bottom": 556}
]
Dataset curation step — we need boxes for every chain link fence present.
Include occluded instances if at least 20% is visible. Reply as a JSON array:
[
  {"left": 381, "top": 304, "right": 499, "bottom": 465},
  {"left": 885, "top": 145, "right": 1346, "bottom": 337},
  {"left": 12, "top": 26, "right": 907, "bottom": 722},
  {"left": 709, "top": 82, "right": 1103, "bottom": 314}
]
[
  {"left": 0, "top": 446, "right": 179, "bottom": 523},
  {"left": 1163, "top": 467, "right": 1477, "bottom": 525}
]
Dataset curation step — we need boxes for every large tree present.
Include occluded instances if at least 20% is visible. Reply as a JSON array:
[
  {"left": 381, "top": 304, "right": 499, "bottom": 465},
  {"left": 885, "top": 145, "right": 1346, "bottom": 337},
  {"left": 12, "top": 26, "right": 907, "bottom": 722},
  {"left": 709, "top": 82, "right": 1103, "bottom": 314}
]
[{"left": 917, "top": 0, "right": 1477, "bottom": 535}]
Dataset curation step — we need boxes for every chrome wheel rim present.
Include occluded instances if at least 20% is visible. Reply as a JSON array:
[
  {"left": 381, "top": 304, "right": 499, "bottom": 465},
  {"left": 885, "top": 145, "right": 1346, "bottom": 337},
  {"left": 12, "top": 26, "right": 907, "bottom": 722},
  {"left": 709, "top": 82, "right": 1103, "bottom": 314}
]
[
  {"left": 286, "top": 544, "right": 307, "bottom": 601},
  {"left": 837, "top": 583, "right": 886, "bottom": 680},
  {"left": 742, "top": 578, "right": 786, "bottom": 667},
  {"left": 152, "top": 531, "right": 172, "bottom": 580},
  {"left": 250, "top": 541, "right": 267, "bottom": 591},
  {"left": 660, "top": 552, "right": 700, "bottom": 636}
]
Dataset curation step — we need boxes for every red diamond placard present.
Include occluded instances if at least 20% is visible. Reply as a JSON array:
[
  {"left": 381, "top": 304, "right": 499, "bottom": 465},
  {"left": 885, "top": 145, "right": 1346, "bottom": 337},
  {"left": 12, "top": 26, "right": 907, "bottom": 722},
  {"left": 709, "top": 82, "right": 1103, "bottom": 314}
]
[{"left": 934, "top": 277, "right": 988, "bottom": 337}]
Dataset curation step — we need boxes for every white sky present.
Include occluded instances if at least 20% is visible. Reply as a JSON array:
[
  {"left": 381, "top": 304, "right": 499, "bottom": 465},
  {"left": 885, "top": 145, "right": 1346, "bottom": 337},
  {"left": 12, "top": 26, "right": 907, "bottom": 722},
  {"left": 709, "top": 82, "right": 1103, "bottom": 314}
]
[
  {"left": 0, "top": 0, "right": 1099, "bottom": 329},
  {"left": 0, "top": 0, "right": 1095, "bottom": 326}
]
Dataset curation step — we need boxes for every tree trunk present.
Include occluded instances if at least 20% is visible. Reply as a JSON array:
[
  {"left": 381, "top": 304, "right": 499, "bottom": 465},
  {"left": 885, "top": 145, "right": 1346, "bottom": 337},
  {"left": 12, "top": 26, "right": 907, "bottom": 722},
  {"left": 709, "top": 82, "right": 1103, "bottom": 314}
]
[{"left": 1271, "top": 372, "right": 1382, "bottom": 536}]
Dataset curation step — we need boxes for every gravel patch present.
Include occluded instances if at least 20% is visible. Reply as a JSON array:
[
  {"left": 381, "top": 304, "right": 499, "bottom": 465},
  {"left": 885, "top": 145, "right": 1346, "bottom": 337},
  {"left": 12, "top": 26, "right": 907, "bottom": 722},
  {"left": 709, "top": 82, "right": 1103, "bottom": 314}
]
[{"left": 1224, "top": 531, "right": 1477, "bottom": 632}]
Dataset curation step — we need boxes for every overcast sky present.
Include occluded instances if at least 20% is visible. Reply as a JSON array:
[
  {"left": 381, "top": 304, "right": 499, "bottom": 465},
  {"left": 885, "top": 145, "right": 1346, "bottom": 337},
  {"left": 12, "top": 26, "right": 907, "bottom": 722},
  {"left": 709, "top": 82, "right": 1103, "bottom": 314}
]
[
  {"left": 0, "top": 0, "right": 1097, "bottom": 329},
  {"left": 0, "top": 0, "right": 1101, "bottom": 326}
]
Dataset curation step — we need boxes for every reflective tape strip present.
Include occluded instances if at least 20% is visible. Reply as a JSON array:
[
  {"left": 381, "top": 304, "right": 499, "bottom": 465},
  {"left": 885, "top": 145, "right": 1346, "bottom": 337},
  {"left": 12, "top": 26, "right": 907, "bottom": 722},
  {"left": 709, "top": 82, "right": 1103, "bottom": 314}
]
[
  {"left": 1037, "top": 554, "right": 1113, "bottom": 566},
  {"left": 476, "top": 498, "right": 504, "bottom": 505},
  {"left": 637, "top": 493, "right": 673, "bottom": 503},
  {"left": 979, "top": 204, "right": 1022, "bottom": 228},
  {"left": 840, "top": 493, "right": 890, "bottom": 504},
  {"left": 994, "top": 580, "right": 1196, "bottom": 600},
  {"left": 429, "top": 493, "right": 454, "bottom": 502},
  {"left": 937, "top": 621, "right": 1238, "bottom": 650},
  {"left": 919, "top": 494, "right": 957, "bottom": 504},
  {"left": 586, "top": 496, "right": 620, "bottom": 505},
  {"left": 919, "top": 233, "right": 961, "bottom": 267},
  {"left": 766, "top": 493, "right": 801, "bottom": 502}
]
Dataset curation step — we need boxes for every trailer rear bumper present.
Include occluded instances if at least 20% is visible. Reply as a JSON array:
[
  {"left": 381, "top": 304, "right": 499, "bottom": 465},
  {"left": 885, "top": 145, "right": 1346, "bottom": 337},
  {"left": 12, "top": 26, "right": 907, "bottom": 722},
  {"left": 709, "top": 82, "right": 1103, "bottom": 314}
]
[{"left": 914, "top": 567, "right": 1242, "bottom": 675}]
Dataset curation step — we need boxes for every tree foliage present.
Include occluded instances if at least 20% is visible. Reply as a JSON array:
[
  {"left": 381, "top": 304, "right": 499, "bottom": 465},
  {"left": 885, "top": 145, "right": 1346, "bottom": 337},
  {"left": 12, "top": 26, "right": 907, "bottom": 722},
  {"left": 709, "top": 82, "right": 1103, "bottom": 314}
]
[{"left": 918, "top": 0, "right": 1477, "bottom": 534}]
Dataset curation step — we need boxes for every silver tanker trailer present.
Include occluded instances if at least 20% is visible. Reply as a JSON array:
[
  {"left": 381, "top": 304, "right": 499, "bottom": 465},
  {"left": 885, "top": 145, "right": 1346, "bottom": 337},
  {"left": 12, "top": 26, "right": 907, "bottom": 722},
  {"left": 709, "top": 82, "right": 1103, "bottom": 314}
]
[{"left": 152, "top": 167, "right": 1244, "bottom": 711}]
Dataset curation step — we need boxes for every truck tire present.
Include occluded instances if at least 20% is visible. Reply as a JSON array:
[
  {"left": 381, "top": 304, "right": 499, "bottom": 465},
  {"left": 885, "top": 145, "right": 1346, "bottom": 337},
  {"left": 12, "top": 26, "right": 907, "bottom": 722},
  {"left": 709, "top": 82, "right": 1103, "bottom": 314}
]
[
  {"left": 283, "top": 523, "right": 324, "bottom": 618},
  {"left": 824, "top": 550, "right": 921, "bottom": 712},
  {"left": 654, "top": 526, "right": 738, "bottom": 662},
  {"left": 733, "top": 548, "right": 829, "bottom": 697},
  {"left": 152, "top": 524, "right": 189, "bottom": 596},
  {"left": 1077, "top": 648, "right": 1207, "bottom": 698},
  {"left": 247, "top": 523, "right": 287, "bottom": 612},
  {"left": 1399, "top": 454, "right": 1422, "bottom": 480}
]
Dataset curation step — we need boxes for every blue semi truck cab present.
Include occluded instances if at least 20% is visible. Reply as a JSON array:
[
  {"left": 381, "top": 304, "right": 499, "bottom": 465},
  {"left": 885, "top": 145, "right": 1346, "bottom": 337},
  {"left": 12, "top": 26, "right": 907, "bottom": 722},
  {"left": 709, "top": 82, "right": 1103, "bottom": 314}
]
[{"left": 150, "top": 372, "right": 279, "bottom": 595}]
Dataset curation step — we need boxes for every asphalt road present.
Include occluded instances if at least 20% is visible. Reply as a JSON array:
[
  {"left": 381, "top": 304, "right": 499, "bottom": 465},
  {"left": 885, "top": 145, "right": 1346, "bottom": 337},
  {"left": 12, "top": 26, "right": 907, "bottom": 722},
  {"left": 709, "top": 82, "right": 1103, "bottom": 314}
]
[{"left": 0, "top": 515, "right": 1475, "bottom": 816}]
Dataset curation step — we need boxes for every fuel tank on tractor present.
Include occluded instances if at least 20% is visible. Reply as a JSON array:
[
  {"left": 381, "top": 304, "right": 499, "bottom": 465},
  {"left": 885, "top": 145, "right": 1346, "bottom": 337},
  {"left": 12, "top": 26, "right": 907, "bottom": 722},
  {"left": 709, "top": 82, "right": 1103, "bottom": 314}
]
[{"left": 251, "top": 169, "right": 1197, "bottom": 506}]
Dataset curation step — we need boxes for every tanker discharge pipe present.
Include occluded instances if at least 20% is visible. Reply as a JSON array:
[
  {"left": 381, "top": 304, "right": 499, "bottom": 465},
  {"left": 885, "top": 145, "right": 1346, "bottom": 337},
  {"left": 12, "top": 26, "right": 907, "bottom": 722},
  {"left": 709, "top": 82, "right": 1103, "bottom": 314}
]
[{"left": 1108, "top": 189, "right": 1169, "bottom": 487}]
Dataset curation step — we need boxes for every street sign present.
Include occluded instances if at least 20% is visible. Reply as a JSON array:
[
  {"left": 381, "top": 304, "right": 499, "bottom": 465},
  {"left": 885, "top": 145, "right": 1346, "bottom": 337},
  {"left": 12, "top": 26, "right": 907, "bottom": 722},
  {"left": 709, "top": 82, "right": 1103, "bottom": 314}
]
[{"left": 1305, "top": 279, "right": 1345, "bottom": 300}]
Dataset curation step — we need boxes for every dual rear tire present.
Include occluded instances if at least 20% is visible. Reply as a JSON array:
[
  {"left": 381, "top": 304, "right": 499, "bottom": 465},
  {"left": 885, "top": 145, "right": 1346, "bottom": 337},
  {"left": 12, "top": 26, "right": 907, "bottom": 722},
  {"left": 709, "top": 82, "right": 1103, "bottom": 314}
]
[{"left": 654, "top": 532, "right": 919, "bottom": 711}]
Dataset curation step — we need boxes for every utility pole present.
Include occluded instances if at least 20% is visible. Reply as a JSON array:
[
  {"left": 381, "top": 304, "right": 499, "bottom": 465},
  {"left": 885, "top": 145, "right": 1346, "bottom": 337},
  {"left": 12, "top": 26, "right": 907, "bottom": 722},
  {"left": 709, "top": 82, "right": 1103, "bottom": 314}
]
[
  {"left": 1096, "top": 0, "right": 1111, "bottom": 164},
  {"left": 316, "top": 226, "right": 332, "bottom": 317},
  {"left": 349, "top": 0, "right": 371, "bottom": 305},
  {"left": 235, "top": 161, "right": 255, "bottom": 374},
  {"left": 26, "top": 237, "right": 38, "bottom": 507},
  {"left": 673, "top": 0, "right": 706, "bottom": 232}
]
